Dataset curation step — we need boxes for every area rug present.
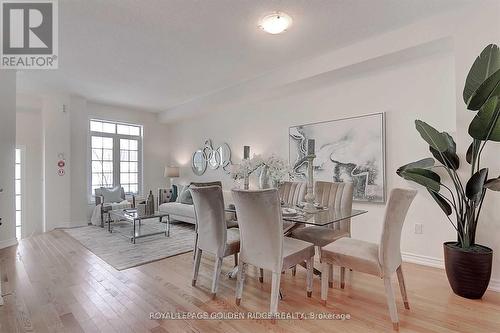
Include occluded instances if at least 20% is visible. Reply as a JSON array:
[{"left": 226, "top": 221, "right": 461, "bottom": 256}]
[{"left": 63, "top": 220, "right": 195, "bottom": 270}]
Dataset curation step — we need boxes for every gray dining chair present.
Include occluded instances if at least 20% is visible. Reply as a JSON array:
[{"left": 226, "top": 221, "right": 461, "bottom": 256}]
[
  {"left": 190, "top": 186, "right": 240, "bottom": 299},
  {"left": 290, "top": 181, "right": 354, "bottom": 286},
  {"left": 232, "top": 188, "right": 315, "bottom": 318},
  {"left": 320, "top": 188, "right": 417, "bottom": 331},
  {"left": 279, "top": 181, "right": 306, "bottom": 206}
]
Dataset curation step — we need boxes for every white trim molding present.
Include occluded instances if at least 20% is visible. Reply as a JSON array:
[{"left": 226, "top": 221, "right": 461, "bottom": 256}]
[
  {"left": 489, "top": 279, "right": 500, "bottom": 292},
  {"left": 0, "top": 238, "right": 18, "bottom": 250},
  {"left": 402, "top": 252, "right": 499, "bottom": 292},
  {"left": 402, "top": 252, "right": 444, "bottom": 269}
]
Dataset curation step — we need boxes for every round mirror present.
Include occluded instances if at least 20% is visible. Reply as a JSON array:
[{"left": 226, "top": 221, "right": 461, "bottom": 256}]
[
  {"left": 208, "top": 149, "right": 220, "bottom": 170},
  {"left": 217, "top": 143, "right": 231, "bottom": 168},
  {"left": 192, "top": 150, "right": 207, "bottom": 176}
]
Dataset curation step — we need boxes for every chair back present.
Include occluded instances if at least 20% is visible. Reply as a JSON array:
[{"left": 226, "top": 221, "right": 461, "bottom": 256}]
[
  {"left": 232, "top": 189, "right": 283, "bottom": 272},
  {"left": 279, "top": 181, "right": 306, "bottom": 206},
  {"left": 190, "top": 186, "right": 227, "bottom": 257},
  {"left": 314, "top": 181, "right": 354, "bottom": 233},
  {"left": 190, "top": 181, "right": 222, "bottom": 187},
  {"left": 378, "top": 188, "right": 417, "bottom": 274}
]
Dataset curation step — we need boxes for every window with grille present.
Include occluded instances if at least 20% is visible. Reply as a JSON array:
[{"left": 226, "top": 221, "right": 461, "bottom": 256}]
[{"left": 89, "top": 119, "right": 143, "bottom": 200}]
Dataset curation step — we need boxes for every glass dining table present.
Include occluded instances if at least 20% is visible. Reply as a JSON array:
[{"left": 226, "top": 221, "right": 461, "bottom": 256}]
[{"left": 224, "top": 205, "right": 368, "bottom": 278}]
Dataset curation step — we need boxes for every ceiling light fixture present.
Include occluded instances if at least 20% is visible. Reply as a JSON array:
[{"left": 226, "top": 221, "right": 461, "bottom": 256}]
[{"left": 259, "top": 12, "right": 292, "bottom": 34}]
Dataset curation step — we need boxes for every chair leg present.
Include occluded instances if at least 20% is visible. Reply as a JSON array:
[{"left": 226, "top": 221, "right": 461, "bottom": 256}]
[
  {"left": 396, "top": 266, "right": 410, "bottom": 309},
  {"left": 235, "top": 262, "right": 247, "bottom": 305},
  {"left": 383, "top": 276, "right": 399, "bottom": 331},
  {"left": 328, "top": 263, "right": 334, "bottom": 288},
  {"left": 292, "top": 265, "right": 297, "bottom": 276},
  {"left": 320, "top": 261, "right": 329, "bottom": 305},
  {"left": 259, "top": 268, "right": 264, "bottom": 283},
  {"left": 192, "top": 248, "right": 202, "bottom": 286},
  {"left": 306, "top": 257, "right": 313, "bottom": 297},
  {"left": 340, "top": 267, "right": 346, "bottom": 289},
  {"left": 233, "top": 253, "right": 238, "bottom": 267},
  {"left": 270, "top": 271, "right": 281, "bottom": 319},
  {"left": 193, "top": 233, "right": 199, "bottom": 260},
  {"left": 211, "top": 257, "right": 223, "bottom": 299}
]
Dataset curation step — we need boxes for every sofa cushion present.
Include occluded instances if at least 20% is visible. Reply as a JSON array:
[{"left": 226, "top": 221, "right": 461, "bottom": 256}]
[{"left": 159, "top": 202, "right": 195, "bottom": 218}]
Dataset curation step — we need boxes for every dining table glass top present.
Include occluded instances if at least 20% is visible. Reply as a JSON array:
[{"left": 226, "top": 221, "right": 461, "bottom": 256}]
[{"left": 225, "top": 205, "right": 367, "bottom": 227}]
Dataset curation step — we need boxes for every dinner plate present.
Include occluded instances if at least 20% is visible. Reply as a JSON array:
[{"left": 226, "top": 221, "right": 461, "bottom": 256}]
[{"left": 282, "top": 208, "right": 298, "bottom": 216}]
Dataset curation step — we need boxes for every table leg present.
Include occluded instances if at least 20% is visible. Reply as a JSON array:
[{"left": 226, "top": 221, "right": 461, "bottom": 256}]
[
  {"left": 228, "top": 266, "right": 238, "bottom": 279},
  {"left": 167, "top": 215, "right": 170, "bottom": 237},
  {"left": 133, "top": 219, "right": 136, "bottom": 244},
  {"left": 298, "top": 261, "right": 322, "bottom": 276},
  {"left": 108, "top": 213, "right": 111, "bottom": 233}
]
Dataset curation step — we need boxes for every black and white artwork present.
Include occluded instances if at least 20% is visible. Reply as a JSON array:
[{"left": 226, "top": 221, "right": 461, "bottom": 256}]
[{"left": 289, "top": 113, "right": 386, "bottom": 203}]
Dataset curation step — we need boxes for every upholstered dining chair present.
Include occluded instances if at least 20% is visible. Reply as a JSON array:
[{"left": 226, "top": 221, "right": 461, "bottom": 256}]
[
  {"left": 320, "top": 188, "right": 417, "bottom": 331},
  {"left": 190, "top": 186, "right": 240, "bottom": 299},
  {"left": 290, "top": 181, "right": 354, "bottom": 285},
  {"left": 190, "top": 181, "right": 237, "bottom": 259},
  {"left": 279, "top": 181, "right": 307, "bottom": 206},
  {"left": 232, "top": 188, "right": 315, "bottom": 317}
]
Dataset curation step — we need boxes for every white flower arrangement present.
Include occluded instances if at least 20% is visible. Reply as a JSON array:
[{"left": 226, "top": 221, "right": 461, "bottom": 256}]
[
  {"left": 230, "top": 155, "right": 263, "bottom": 180},
  {"left": 230, "top": 154, "right": 291, "bottom": 185},
  {"left": 262, "top": 154, "right": 291, "bottom": 184}
]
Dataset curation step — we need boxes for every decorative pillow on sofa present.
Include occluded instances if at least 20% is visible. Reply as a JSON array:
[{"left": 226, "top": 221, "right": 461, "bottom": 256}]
[
  {"left": 178, "top": 185, "right": 193, "bottom": 205},
  {"left": 176, "top": 185, "right": 185, "bottom": 203},
  {"left": 100, "top": 186, "right": 123, "bottom": 203},
  {"left": 170, "top": 184, "right": 178, "bottom": 202}
]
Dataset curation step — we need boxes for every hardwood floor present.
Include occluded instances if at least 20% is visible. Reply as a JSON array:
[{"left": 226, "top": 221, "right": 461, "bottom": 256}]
[{"left": 1, "top": 230, "right": 499, "bottom": 333}]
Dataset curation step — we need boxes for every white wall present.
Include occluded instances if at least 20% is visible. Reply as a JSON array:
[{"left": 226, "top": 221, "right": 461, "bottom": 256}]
[
  {"left": 165, "top": 4, "right": 500, "bottom": 288},
  {"left": 0, "top": 71, "right": 17, "bottom": 249},
  {"left": 16, "top": 111, "right": 44, "bottom": 237},
  {"left": 42, "top": 96, "right": 72, "bottom": 230}
]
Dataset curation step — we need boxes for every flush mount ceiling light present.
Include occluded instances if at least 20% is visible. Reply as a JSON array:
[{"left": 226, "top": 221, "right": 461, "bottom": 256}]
[{"left": 259, "top": 12, "right": 292, "bottom": 34}]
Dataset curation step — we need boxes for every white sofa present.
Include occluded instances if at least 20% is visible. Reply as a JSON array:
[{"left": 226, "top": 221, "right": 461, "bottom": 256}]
[{"left": 159, "top": 189, "right": 234, "bottom": 224}]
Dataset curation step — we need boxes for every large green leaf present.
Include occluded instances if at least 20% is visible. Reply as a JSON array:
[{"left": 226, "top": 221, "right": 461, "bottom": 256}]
[
  {"left": 485, "top": 177, "right": 500, "bottom": 191},
  {"left": 469, "top": 96, "right": 500, "bottom": 141},
  {"left": 465, "top": 168, "right": 488, "bottom": 201},
  {"left": 466, "top": 140, "right": 481, "bottom": 164},
  {"left": 399, "top": 167, "right": 441, "bottom": 192},
  {"left": 466, "top": 70, "right": 500, "bottom": 111},
  {"left": 429, "top": 132, "right": 460, "bottom": 170},
  {"left": 463, "top": 44, "right": 500, "bottom": 110},
  {"left": 428, "top": 189, "right": 452, "bottom": 216},
  {"left": 396, "top": 158, "right": 435, "bottom": 176},
  {"left": 415, "top": 120, "right": 448, "bottom": 152}
]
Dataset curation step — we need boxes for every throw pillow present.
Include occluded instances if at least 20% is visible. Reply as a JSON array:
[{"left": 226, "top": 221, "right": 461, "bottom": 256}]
[
  {"left": 179, "top": 186, "right": 193, "bottom": 205},
  {"left": 101, "top": 186, "right": 123, "bottom": 203},
  {"left": 170, "top": 184, "right": 178, "bottom": 202},
  {"left": 176, "top": 185, "right": 186, "bottom": 203}
]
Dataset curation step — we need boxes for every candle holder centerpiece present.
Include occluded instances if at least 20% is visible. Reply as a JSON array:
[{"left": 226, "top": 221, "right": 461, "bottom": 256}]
[{"left": 302, "top": 139, "right": 317, "bottom": 213}]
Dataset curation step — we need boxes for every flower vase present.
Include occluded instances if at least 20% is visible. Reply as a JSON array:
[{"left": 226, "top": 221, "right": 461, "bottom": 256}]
[{"left": 259, "top": 165, "right": 270, "bottom": 189}]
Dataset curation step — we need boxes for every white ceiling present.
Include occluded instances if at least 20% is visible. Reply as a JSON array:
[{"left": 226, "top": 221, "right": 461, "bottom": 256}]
[{"left": 17, "top": 0, "right": 472, "bottom": 113}]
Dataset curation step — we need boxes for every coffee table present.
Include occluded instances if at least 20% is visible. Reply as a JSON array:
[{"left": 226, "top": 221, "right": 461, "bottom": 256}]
[{"left": 108, "top": 209, "right": 170, "bottom": 244}]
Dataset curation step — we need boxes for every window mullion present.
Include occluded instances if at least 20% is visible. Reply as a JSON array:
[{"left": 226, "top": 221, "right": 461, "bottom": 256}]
[{"left": 113, "top": 135, "right": 120, "bottom": 187}]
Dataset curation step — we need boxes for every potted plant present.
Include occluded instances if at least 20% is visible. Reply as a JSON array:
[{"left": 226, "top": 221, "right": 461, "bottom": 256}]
[{"left": 396, "top": 44, "right": 500, "bottom": 299}]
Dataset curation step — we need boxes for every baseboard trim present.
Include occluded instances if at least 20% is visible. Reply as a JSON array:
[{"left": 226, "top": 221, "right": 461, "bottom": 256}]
[
  {"left": 488, "top": 279, "right": 500, "bottom": 292},
  {"left": 402, "top": 252, "right": 444, "bottom": 269},
  {"left": 402, "top": 252, "right": 499, "bottom": 292},
  {"left": 0, "top": 238, "right": 18, "bottom": 250}
]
